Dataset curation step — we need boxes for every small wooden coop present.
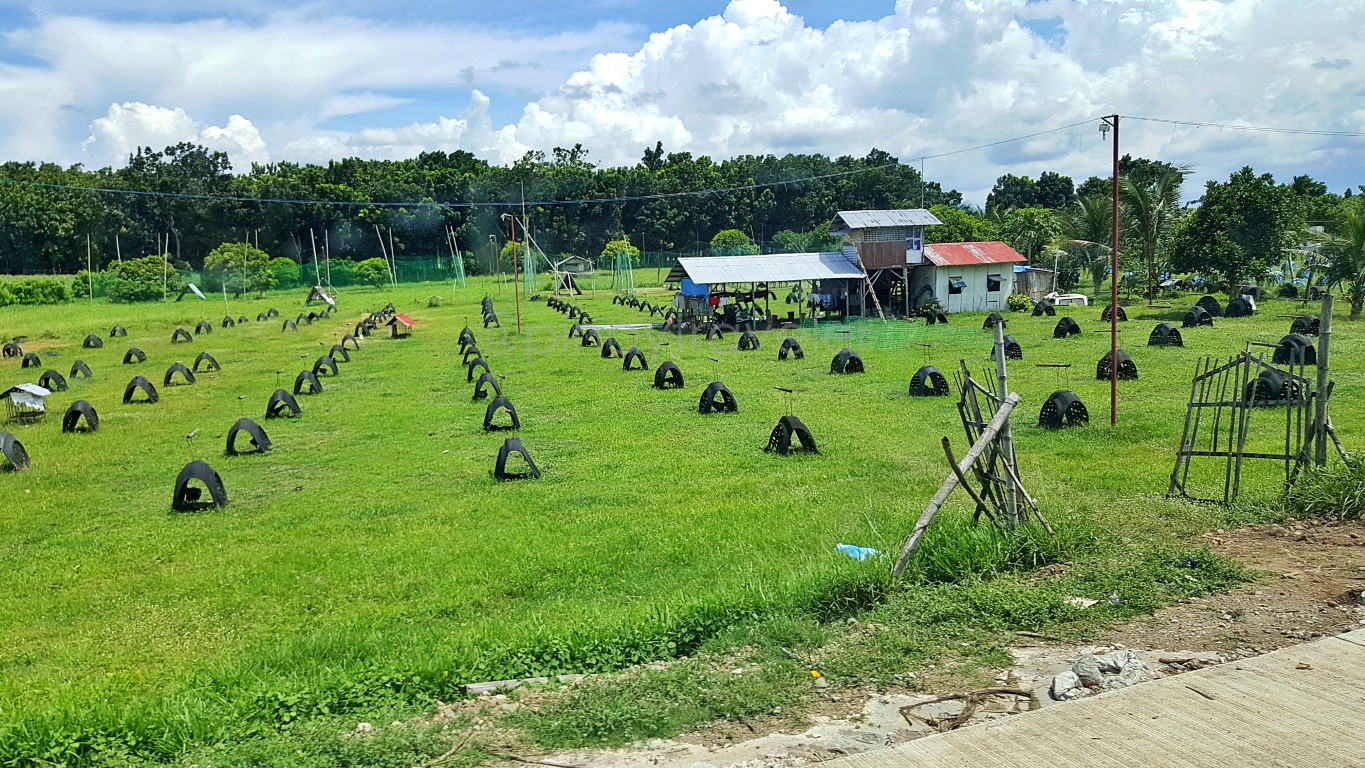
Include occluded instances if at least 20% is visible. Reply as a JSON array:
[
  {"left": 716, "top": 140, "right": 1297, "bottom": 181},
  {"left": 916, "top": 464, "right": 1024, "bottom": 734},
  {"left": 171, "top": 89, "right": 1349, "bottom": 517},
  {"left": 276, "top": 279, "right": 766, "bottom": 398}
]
[
  {"left": 3, "top": 383, "right": 51, "bottom": 423},
  {"left": 386, "top": 313, "right": 414, "bottom": 339}
]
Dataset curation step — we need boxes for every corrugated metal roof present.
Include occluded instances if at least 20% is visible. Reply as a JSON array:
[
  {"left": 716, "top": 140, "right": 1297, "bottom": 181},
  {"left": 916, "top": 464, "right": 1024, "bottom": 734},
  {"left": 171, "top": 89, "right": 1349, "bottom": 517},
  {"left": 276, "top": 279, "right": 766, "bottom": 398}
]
[
  {"left": 923, "top": 241, "right": 1026, "bottom": 268},
  {"left": 828, "top": 209, "right": 942, "bottom": 233},
  {"left": 675, "top": 252, "right": 864, "bottom": 284}
]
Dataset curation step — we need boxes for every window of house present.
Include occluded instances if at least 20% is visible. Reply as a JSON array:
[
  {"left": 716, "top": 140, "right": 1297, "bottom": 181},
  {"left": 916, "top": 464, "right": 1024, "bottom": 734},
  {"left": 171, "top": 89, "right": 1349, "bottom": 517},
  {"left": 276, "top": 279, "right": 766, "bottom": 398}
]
[
  {"left": 987, "top": 273, "right": 1002, "bottom": 292},
  {"left": 948, "top": 276, "right": 965, "bottom": 295},
  {"left": 906, "top": 227, "right": 923, "bottom": 251}
]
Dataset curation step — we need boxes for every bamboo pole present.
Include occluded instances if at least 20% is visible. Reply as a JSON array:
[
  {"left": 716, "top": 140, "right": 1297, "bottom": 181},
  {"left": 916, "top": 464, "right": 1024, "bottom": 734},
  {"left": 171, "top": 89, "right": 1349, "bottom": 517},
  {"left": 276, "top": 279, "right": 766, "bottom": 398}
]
[
  {"left": 892, "top": 393, "right": 1021, "bottom": 580},
  {"left": 115, "top": 233, "right": 121, "bottom": 262},
  {"left": 324, "top": 230, "right": 331, "bottom": 290},
  {"left": 309, "top": 228, "right": 321, "bottom": 286},
  {"left": 388, "top": 227, "right": 398, "bottom": 288},
  {"left": 86, "top": 234, "right": 93, "bottom": 303},
  {"left": 992, "top": 322, "right": 1021, "bottom": 527},
  {"left": 1314, "top": 295, "right": 1333, "bottom": 466}
]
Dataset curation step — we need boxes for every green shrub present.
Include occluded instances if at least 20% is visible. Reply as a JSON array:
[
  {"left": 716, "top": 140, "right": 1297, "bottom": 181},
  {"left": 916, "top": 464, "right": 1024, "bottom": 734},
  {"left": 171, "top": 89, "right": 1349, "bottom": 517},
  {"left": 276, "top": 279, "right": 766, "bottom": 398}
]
[
  {"left": 1283, "top": 463, "right": 1365, "bottom": 520},
  {"left": 354, "top": 258, "right": 391, "bottom": 289},
  {"left": 74, "top": 270, "right": 111, "bottom": 298},
  {"left": 0, "top": 277, "right": 70, "bottom": 306},
  {"left": 105, "top": 255, "right": 180, "bottom": 303},
  {"left": 268, "top": 257, "right": 302, "bottom": 289},
  {"left": 326, "top": 260, "right": 356, "bottom": 287},
  {"left": 1006, "top": 294, "right": 1032, "bottom": 312}
]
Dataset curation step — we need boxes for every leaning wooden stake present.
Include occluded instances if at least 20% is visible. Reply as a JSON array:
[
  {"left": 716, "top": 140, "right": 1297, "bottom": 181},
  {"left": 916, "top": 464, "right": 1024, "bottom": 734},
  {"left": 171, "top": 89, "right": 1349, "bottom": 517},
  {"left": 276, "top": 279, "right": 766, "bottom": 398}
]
[{"left": 892, "top": 393, "right": 1021, "bottom": 580}]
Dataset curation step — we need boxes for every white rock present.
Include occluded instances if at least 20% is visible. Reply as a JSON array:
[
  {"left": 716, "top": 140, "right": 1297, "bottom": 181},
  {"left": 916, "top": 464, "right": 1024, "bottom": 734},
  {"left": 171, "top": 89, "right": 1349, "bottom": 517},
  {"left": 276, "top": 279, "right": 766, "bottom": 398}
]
[{"left": 1050, "top": 671, "right": 1083, "bottom": 700}]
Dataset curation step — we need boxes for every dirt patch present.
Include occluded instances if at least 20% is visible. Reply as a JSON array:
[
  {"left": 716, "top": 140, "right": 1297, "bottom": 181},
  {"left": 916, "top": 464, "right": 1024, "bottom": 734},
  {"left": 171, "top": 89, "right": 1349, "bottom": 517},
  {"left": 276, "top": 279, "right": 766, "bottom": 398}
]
[{"left": 1098, "top": 517, "right": 1365, "bottom": 654}]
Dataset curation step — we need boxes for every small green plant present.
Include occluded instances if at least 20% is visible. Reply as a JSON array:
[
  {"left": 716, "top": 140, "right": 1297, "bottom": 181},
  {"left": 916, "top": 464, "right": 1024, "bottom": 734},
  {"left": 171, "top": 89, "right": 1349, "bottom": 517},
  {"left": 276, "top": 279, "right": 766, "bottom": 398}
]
[
  {"left": 1283, "top": 463, "right": 1365, "bottom": 520},
  {"left": 354, "top": 257, "right": 391, "bottom": 288},
  {"left": 1006, "top": 293, "right": 1032, "bottom": 312}
]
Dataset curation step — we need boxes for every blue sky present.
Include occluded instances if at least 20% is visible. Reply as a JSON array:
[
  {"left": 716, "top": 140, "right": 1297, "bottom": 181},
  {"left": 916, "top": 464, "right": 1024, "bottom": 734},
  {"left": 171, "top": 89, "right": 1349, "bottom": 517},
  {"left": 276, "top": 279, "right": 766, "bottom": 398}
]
[{"left": 0, "top": 0, "right": 1360, "bottom": 204}]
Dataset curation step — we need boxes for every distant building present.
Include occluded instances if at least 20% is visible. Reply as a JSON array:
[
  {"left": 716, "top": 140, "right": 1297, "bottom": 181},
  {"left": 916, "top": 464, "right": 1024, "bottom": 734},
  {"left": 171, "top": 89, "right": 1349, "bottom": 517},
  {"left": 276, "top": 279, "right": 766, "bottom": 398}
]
[{"left": 828, "top": 209, "right": 1025, "bottom": 314}]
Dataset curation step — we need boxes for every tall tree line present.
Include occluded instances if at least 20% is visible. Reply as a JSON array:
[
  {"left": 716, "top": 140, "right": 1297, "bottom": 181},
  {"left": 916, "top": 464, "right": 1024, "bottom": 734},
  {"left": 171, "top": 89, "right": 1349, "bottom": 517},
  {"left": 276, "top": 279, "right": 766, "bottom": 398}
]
[{"left": 0, "top": 142, "right": 963, "bottom": 274}]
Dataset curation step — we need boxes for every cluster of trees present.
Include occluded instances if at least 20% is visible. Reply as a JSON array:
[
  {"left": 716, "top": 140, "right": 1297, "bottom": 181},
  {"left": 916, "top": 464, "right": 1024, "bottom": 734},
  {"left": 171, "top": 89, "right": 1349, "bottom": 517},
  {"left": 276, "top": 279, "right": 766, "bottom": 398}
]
[
  {"left": 972, "top": 158, "right": 1362, "bottom": 304},
  {"left": 0, "top": 143, "right": 960, "bottom": 276}
]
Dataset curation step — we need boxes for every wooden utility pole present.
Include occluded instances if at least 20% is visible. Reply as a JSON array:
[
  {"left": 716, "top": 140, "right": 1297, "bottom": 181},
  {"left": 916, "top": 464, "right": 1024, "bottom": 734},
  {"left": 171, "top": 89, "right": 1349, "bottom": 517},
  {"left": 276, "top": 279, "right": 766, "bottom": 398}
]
[{"left": 1314, "top": 295, "right": 1333, "bottom": 466}]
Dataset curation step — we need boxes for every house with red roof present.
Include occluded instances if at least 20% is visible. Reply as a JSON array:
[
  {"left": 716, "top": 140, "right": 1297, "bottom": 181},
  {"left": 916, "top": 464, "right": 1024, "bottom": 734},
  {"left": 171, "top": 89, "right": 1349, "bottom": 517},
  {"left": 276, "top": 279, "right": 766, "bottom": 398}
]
[{"left": 829, "top": 209, "right": 1028, "bottom": 315}]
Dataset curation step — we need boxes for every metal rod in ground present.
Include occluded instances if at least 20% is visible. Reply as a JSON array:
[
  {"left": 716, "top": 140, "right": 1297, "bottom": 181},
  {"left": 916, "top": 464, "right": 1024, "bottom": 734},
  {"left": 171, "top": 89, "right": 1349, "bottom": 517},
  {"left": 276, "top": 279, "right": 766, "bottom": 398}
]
[
  {"left": 892, "top": 392, "right": 1021, "bottom": 580},
  {"left": 1314, "top": 294, "right": 1333, "bottom": 466}
]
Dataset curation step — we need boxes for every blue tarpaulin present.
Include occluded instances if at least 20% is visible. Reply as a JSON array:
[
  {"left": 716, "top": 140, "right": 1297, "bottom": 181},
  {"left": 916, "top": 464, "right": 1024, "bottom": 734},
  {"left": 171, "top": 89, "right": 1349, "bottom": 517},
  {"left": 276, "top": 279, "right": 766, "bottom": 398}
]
[{"left": 680, "top": 278, "right": 710, "bottom": 298}]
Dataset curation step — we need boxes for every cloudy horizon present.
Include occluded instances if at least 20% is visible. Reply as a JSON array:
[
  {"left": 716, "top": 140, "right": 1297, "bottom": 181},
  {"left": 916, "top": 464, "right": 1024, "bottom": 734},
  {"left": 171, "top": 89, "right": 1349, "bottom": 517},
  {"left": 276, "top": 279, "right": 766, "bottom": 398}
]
[{"left": 1, "top": 0, "right": 1361, "bottom": 205}]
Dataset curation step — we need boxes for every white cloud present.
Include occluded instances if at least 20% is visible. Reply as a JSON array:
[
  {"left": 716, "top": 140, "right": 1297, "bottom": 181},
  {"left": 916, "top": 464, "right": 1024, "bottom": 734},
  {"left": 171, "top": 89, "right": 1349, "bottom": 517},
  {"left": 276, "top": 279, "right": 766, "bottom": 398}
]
[
  {"left": 81, "top": 102, "right": 269, "bottom": 167},
  {"left": 3, "top": 0, "right": 1364, "bottom": 202}
]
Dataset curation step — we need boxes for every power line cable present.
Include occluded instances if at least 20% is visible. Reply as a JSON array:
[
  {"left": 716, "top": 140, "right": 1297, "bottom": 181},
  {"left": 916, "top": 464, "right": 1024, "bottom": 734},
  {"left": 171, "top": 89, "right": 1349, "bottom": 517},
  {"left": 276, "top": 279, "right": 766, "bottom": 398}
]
[{"left": 1123, "top": 116, "right": 1365, "bottom": 138}]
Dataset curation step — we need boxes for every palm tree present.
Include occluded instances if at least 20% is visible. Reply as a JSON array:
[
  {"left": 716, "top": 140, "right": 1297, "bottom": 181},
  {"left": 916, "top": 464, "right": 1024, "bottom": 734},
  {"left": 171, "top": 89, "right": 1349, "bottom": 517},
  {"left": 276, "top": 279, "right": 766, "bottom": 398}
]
[
  {"left": 1056, "top": 195, "right": 1113, "bottom": 297},
  {"left": 1322, "top": 207, "right": 1365, "bottom": 318},
  {"left": 1121, "top": 166, "right": 1189, "bottom": 301}
]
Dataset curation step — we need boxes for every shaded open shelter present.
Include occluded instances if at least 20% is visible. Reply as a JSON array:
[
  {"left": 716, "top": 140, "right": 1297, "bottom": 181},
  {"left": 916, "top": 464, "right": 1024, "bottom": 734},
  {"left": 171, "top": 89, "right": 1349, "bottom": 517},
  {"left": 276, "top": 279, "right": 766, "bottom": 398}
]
[
  {"left": 466, "top": 357, "right": 490, "bottom": 382},
  {"left": 123, "top": 375, "right": 158, "bottom": 404},
  {"left": 494, "top": 437, "right": 540, "bottom": 480},
  {"left": 342, "top": 333, "right": 361, "bottom": 350},
  {"left": 312, "top": 355, "right": 338, "bottom": 377},
  {"left": 222, "top": 315, "right": 235, "bottom": 328},
  {"left": 1053, "top": 317, "right": 1081, "bottom": 338},
  {"left": 294, "top": 370, "right": 323, "bottom": 395},
  {"left": 0, "top": 431, "right": 29, "bottom": 470},
  {"left": 387, "top": 314, "right": 413, "bottom": 339},
  {"left": 82, "top": 334, "right": 104, "bottom": 349},
  {"left": 171, "top": 327, "right": 192, "bottom": 343},
  {"left": 706, "top": 324, "right": 726, "bottom": 341},
  {"left": 257, "top": 312, "right": 269, "bottom": 322},
  {"left": 110, "top": 325, "right": 127, "bottom": 337},
  {"left": 266, "top": 388, "right": 301, "bottom": 418},
  {"left": 601, "top": 338, "right": 623, "bottom": 358},
  {"left": 172, "top": 460, "right": 227, "bottom": 512},
  {"left": 1196, "top": 295, "right": 1223, "bottom": 317},
  {"left": 472, "top": 371, "right": 501, "bottom": 401},
  {"left": 623, "top": 347, "right": 649, "bottom": 371},
  {"left": 653, "top": 361, "right": 684, "bottom": 389},
  {"left": 1096, "top": 349, "right": 1139, "bottom": 381},
  {"left": 3, "top": 384, "right": 49, "bottom": 422},
  {"left": 21, "top": 352, "right": 41, "bottom": 368},
  {"left": 195, "top": 320, "right": 213, "bottom": 335},
  {"left": 1225, "top": 297, "right": 1254, "bottom": 318},
  {"left": 70, "top": 360, "right": 92, "bottom": 379},
  {"left": 1039, "top": 390, "right": 1089, "bottom": 428},
  {"left": 778, "top": 337, "right": 804, "bottom": 361},
  {"left": 1148, "top": 323, "right": 1183, "bottom": 347},
  {"left": 766, "top": 415, "right": 818, "bottom": 455},
  {"left": 737, "top": 331, "right": 761, "bottom": 351},
  {"left": 581, "top": 329, "right": 600, "bottom": 347},
  {"left": 1183, "top": 306, "right": 1214, "bottom": 328},
  {"left": 38, "top": 369, "right": 67, "bottom": 392},
  {"left": 461, "top": 346, "right": 481, "bottom": 365},
  {"left": 329, "top": 345, "right": 350, "bottom": 363},
  {"left": 699, "top": 381, "right": 738, "bottom": 414},
  {"left": 226, "top": 418, "right": 272, "bottom": 455},
  {"left": 925, "top": 307, "right": 948, "bottom": 325},
  {"left": 266, "top": 307, "right": 279, "bottom": 318},
  {"left": 568, "top": 323, "right": 583, "bottom": 339},
  {"left": 296, "top": 312, "right": 312, "bottom": 325},
  {"left": 164, "top": 362, "right": 196, "bottom": 386},
  {"left": 193, "top": 352, "right": 220, "bottom": 372},
  {"left": 1, "top": 343, "right": 19, "bottom": 359},
  {"left": 983, "top": 312, "right": 1006, "bottom": 330},
  {"left": 1032, "top": 300, "right": 1056, "bottom": 317},
  {"left": 62, "top": 400, "right": 98, "bottom": 433},
  {"left": 483, "top": 396, "right": 520, "bottom": 431},
  {"left": 909, "top": 365, "right": 950, "bottom": 397},
  {"left": 282, "top": 320, "right": 298, "bottom": 332},
  {"left": 483, "top": 312, "right": 500, "bottom": 328},
  {"left": 1273, "top": 334, "right": 1316, "bottom": 365},
  {"left": 830, "top": 348, "right": 864, "bottom": 374},
  {"left": 1101, "top": 304, "right": 1127, "bottom": 322}
]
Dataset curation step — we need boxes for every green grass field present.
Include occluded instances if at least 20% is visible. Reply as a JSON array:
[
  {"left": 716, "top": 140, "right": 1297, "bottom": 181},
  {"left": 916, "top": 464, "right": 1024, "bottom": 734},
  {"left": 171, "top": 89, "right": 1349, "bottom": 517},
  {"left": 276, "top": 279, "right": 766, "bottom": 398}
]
[{"left": 1, "top": 278, "right": 1360, "bottom": 763}]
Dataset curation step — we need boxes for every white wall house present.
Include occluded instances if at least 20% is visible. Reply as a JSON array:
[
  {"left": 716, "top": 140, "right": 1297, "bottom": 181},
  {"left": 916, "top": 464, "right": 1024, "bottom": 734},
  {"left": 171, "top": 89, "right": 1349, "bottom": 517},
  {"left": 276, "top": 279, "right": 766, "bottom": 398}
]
[{"left": 918, "top": 241, "right": 1027, "bottom": 313}]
